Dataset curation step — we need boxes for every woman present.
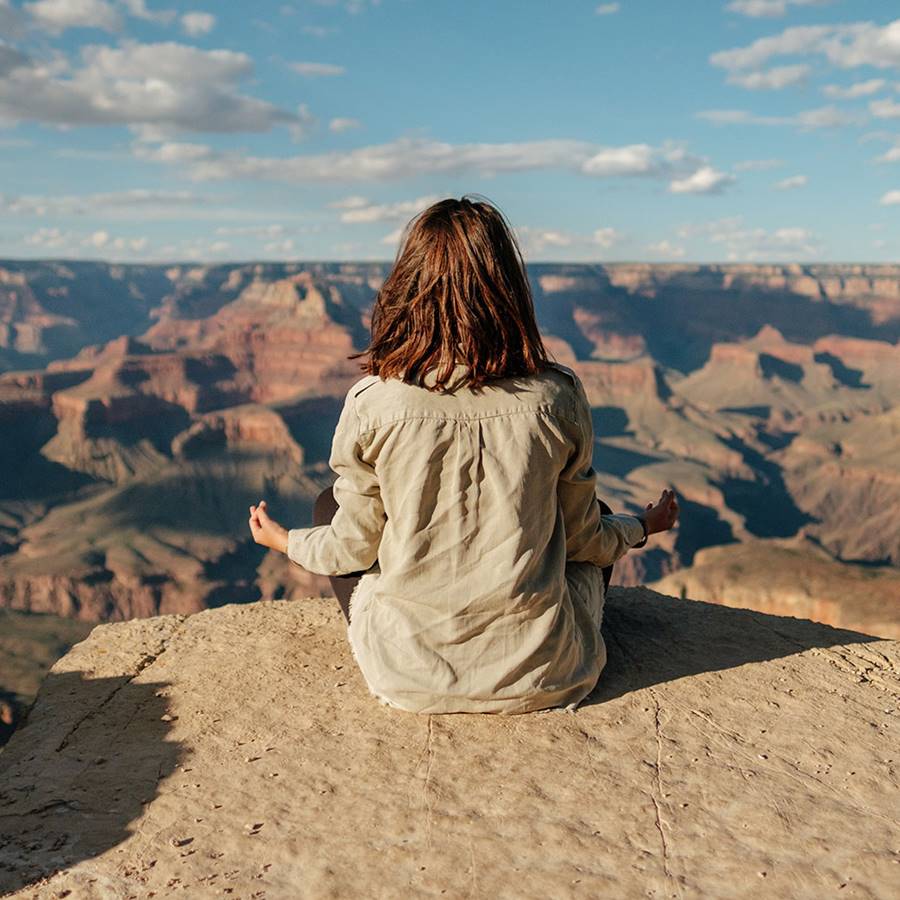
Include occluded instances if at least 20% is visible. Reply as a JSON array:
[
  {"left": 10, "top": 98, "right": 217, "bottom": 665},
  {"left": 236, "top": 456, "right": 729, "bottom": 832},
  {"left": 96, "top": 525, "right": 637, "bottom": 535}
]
[{"left": 248, "top": 196, "right": 679, "bottom": 715}]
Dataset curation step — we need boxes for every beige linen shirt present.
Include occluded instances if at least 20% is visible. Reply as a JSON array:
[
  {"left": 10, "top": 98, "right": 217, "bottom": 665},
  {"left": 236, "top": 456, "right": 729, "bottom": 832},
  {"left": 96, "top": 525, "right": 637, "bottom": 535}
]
[{"left": 287, "top": 361, "right": 646, "bottom": 714}]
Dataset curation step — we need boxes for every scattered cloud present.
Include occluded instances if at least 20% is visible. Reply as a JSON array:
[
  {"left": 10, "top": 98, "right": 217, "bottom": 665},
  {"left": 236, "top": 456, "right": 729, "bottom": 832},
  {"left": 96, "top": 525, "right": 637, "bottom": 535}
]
[
  {"left": 727, "top": 63, "right": 810, "bottom": 90},
  {"left": 24, "top": 0, "right": 122, "bottom": 34},
  {"left": 593, "top": 227, "right": 619, "bottom": 249},
  {"left": 595, "top": 3, "right": 620, "bottom": 14},
  {"left": 697, "top": 104, "right": 863, "bottom": 129},
  {"left": 822, "top": 79, "right": 886, "bottom": 99},
  {"left": 711, "top": 20, "right": 900, "bottom": 73},
  {"left": 181, "top": 11, "right": 215, "bottom": 36},
  {"left": 875, "top": 141, "right": 900, "bottom": 164},
  {"left": 178, "top": 238, "right": 232, "bottom": 259},
  {"left": 675, "top": 216, "right": 822, "bottom": 259},
  {"left": 879, "top": 189, "right": 900, "bottom": 206},
  {"left": 289, "top": 61, "right": 345, "bottom": 77},
  {"left": 135, "top": 136, "right": 733, "bottom": 193},
  {"left": 515, "top": 225, "right": 624, "bottom": 258},
  {"left": 1, "top": 188, "right": 210, "bottom": 216},
  {"left": 669, "top": 165, "right": 735, "bottom": 194},
  {"left": 773, "top": 174, "right": 808, "bottom": 190},
  {"left": 263, "top": 237, "right": 296, "bottom": 255},
  {"left": 329, "top": 116, "right": 361, "bottom": 132},
  {"left": 380, "top": 227, "right": 403, "bottom": 246},
  {"left": 725, "top": 0, "right": 832, "bottom": 18},
  {"left": 646, "top": 239, "right": 686, "bottom": 259},
  {"left": 24, "top": 225, "right": 150, "bottom": 255},
  {"left": 870, "top": 97, "right": 900, "bottom": 120},
  {"left": 337, "top": 195, "right": 438, "bottom": 224},
  {"left": 120, "top": 0, "right": 177, "bottom": 25},
  {"left": 0, "top": 41, "right": 301, "bottom": 133},
  {"left": 328, "top": 195, "right": 368, "bottom": 209}
]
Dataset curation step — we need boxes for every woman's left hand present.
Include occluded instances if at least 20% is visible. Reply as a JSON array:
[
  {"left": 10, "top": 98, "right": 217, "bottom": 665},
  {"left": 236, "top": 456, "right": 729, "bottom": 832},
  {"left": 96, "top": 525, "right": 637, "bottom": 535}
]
[{"left": 249, "top": 500, "right": 289, "bottom": 554}]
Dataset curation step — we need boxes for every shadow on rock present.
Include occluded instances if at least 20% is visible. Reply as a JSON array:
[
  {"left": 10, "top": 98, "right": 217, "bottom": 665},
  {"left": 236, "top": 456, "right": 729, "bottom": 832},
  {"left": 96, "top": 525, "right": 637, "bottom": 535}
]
[
  {"left": 0, "top": 670, "right": 186, "bottom": 895},
  {"left": 586, "top": 587, "right": 879, "bottom": 706}
]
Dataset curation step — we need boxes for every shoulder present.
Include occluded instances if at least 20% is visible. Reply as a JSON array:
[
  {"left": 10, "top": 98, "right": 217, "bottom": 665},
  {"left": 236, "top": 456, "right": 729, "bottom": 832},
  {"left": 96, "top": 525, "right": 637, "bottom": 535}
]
[
  {"left": 539, "top": 361, "right": 586, "bottom": 404},
  {"left": 343, "top": 373, "right": 402, "bottom": 426},
  {"left": 538, "top": 362, "right": 589, "bottom": 426},
  {"left": 348, "top": 373, "right": 382, "bottom": 399},
  {"left": 542, "top": 360, "right": 579, "bottom": 388}
]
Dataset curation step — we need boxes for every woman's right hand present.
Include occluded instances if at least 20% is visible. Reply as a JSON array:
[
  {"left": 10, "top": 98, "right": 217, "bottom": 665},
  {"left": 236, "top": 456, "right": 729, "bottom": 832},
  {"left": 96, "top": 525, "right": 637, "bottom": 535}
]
[{"left": 642, "top": 488, "right": 679, "bottom": 535}]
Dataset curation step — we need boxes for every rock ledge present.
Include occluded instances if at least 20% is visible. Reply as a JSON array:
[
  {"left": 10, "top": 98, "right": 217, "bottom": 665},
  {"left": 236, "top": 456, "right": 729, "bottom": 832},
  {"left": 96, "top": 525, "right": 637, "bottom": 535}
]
[{"left": 1, "top": 588, "right": 899, "bottom": 898}]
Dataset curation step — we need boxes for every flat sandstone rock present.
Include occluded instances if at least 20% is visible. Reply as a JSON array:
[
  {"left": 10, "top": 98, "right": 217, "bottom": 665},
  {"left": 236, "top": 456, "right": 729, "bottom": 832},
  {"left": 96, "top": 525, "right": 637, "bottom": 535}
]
[{"left": 1, "top": 588, "right": 898, "bottom": 898}]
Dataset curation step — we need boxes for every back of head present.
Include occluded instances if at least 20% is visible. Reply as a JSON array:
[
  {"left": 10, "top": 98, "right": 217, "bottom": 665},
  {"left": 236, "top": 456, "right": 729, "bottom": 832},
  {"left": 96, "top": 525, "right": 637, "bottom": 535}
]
[{"left": 352, "top": 195, "right": 550, "bottom": 392}]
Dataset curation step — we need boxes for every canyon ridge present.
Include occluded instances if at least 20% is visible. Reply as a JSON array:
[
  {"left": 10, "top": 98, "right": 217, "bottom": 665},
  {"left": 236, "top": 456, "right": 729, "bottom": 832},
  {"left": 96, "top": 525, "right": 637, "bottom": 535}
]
[{"left": 1, "top": 260, "right": 898, "bottom": 716}]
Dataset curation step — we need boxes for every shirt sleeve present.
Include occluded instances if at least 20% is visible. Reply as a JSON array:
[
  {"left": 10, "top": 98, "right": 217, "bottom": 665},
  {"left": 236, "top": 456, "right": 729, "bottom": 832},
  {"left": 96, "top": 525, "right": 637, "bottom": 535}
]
[
  {"left": 286, "top": 385, "right": 385, "bottom": 576},
  {"left": 557, "top": 372, "right": 646, "bottom": 567}
]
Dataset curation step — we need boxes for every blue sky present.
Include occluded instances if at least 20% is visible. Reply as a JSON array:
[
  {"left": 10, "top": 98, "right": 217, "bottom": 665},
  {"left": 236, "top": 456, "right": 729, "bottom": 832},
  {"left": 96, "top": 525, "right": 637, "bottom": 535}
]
[{"left": 1, "top": 0, "right": 900, "bottom": 262}]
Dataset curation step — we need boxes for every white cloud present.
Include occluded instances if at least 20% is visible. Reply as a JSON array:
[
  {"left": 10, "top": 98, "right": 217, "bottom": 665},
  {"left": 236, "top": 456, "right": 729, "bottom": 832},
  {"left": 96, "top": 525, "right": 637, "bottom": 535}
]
[
  {"left": 328, "top": 195, "right": 368, "bottom": 209},
  {"left": 25, "top": 226, "right": 69, "bottom": 249},
  {"left": 121, "top": 0, "right": 175, "bottom": 24},
  {"left": 675, "top": 216, "right": 821, "bottom": 259},
  {"left": 773, "top": 174, "right": 808, "bottom": 190},
  {"left": 595, "top": 3, "right": 620, "bottom": 14},
  {"left": 870, "top": 97, "right": 900, "bottom": 119},
  {"left": 0, "top": 41, "right": 300, "bottom": 133},
  {"left": 593, "top": 227, "right": 620, "bottom": 248},
  {"left": 90, "top": 229, "right": 110, "bottom": 248},
  {"left": 823, "top": 78, "right": 885, "bottom": 98},
  {"left": 720, "top": 224, "right": 820, "bottom": 258},
  {"left": 646, "top": 239, "right": 686, "bottom": 259},
  {"left": 727, "top": 63, "right": 809, "bottom": 90},
  {"left": 171, "top": 237, "right": 231, "bottom": 259},
  {"left": 712, "top": 20, "right": 900, "bottom": 73},
  {"left": 725, "top": 0, "right": 832, "bottom": 18},
  {"left": 697, "top": 104, "right": 863, "bottom": 129},
  {"left": 181, "top": 11, "right": 215, "bottom": 36},
  {"left": 669, "top": 165, "right": 735, "bottom": 194},
  {"left": 879, "top": 190, "right": 900, "bottom": 205},
  {"left": 24, "top": 225, "right": 151, "bottom": 256},
  {"left": 529, "top": 230, "right": 573, "bottom": 248},
  {"left": 289, "top": 61, "right": 345, "bottom": 77},
  {"left": 734, "top": 158, "right": 784, "bottom": 171},
  {"left": 380, "top": 227, "right": 403, "bottom": 246},
  {"left": 514, "top": 225, "right": 623, "bottom": 258},
  {"left": 135, "top": 135, "right": 732, "bottom": 192},
  {"left": 329, "top": 116, "right": 361, "bottom": 132},
  {"left": 582, "top": 143, "right": 667, "bottom": 176},
  {"left": 0, "top": 187, "right": 209, "bottom": 216},
  {"left": 24, "top": 0, "right": 122, "bottom": 33},
  {"left": 338, "top": 195, "right": 438, "bottom": 224},
  {"left": 875, "top": 142, "right": 900, "bottom": 163},
  {"left": 263, "top": 238, "right": 296, "bottom": 255}
]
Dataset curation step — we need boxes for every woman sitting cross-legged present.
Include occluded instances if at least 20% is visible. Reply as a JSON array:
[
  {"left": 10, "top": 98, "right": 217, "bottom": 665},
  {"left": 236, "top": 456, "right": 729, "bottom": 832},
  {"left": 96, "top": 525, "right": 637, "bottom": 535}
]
[{"left": 248, "top": 195, "right": 679, "bottom": 715}]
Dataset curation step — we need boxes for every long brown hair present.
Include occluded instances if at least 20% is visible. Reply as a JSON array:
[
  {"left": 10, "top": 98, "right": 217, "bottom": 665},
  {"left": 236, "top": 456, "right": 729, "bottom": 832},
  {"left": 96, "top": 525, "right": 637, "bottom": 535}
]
[{"left": 351, "top": 195, "right": 550, "bottom": 392}]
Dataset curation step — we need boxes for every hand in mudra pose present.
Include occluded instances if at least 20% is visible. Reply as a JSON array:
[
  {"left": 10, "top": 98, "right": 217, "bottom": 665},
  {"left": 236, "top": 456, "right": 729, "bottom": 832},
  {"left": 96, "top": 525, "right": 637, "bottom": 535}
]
[
  {"left": 248, "top": 500, "right": 288, "bottom": 554},
  {"left": 642, "top": 488, "right": 679, "bottom": 535},
  {"left": 249, "top": 488, "right": 680, "bottom": 557}
]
